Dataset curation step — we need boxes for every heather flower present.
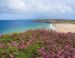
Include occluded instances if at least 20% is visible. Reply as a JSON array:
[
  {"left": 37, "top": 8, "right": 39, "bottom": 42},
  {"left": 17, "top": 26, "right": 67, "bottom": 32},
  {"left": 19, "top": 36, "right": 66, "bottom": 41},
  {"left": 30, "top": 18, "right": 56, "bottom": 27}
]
[
  {"left": 66, "top": 32, "right": 73, "bottom": 39},
  {"left": 18, "top": 43, "right": 26, "bottom": 49},
  {"left": 64, "top": 44, "right": 72, "bottom": 50},
  {"left": 39, "top": 47, "right": 45, "bottom": 54},
  {"left": 71, "top": 53, "right": 75, "bottom": 58},
  {"left": 26, "top": 36, "right": 36, "bottom": 47},
  {"left": 39, "top": 47, "right": 54, "bottom": 58},
  {"left": 11, "top": 41, "right": 17, "bottom": 46},
  {"left": 9, "top": 53, "right": 14, "bottom": 58},
  {"left": 28, "top": 37, "right": 34, "bottom": 44},
  {"left": 0, "top": 34, "right": 3, "bottom": 38},
  {"left": 0, "top": 44, "right": 3, "bottom": 48},
  {"left": 39, "top": 47, "right": 47, "bottom": 57},
  {"left": 58, "top": 56, "right": 65, "bottom": 58},
  {"left": 0, "top": 29, "right": 75, "bottom": 57}
]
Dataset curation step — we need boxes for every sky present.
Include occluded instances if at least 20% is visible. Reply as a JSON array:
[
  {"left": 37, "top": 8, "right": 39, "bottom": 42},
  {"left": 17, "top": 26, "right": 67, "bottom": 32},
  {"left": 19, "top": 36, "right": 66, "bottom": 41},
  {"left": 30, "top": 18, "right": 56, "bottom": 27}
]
[{"left": 0, "top": 0, "right": 75, "bottom": 20}]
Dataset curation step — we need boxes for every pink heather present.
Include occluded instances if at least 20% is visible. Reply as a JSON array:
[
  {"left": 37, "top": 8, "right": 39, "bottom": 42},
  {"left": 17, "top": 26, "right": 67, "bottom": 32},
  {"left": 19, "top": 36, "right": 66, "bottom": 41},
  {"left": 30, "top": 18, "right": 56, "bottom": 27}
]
[
  {"left": 11, "top": 41, "right": 17, "bottom": 46},
  {"left": 19, "top": 43, "right": 26, "bottom": 49},
  {"left": 9, "top": 53, "right": 14, "bottom": 58}
]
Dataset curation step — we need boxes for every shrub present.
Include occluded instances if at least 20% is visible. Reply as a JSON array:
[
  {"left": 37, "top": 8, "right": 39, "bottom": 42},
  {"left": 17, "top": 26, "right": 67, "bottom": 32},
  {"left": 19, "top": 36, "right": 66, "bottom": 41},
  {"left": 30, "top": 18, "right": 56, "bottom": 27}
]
[{"left": 0, "top": 29, "right": 75, "bottom": 58}]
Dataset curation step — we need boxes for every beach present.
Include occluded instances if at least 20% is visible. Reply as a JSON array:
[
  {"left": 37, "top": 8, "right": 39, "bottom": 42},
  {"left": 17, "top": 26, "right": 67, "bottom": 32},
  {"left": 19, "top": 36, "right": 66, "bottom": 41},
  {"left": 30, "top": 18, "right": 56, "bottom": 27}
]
[{"left": 54, "top": 23, "right": 75, "bottom": 33}]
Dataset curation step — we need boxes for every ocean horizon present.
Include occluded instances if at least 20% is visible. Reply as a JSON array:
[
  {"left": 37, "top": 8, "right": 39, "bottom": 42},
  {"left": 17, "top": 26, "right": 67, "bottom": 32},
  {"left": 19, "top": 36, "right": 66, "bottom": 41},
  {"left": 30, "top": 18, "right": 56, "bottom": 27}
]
[{"left": 0, "top": 20, "right": 52, "bottom": 34}]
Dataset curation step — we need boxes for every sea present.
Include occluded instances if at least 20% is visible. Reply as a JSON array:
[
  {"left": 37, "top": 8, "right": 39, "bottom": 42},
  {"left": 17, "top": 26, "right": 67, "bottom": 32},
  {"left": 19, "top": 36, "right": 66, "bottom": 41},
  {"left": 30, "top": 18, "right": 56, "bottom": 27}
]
[{"left": 0, "top": 20, "right": 53, "bottom": 34}]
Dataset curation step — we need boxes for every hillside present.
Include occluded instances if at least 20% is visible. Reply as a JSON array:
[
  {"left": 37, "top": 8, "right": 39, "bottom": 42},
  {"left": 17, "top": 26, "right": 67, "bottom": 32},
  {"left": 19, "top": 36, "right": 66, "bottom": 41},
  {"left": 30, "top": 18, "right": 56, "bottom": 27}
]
[
  {"left": 0, "top": 30, "right": 75, "bottom": 58},
  {"left": 33, "top": 19, "right": 75, "bottom": 24}
]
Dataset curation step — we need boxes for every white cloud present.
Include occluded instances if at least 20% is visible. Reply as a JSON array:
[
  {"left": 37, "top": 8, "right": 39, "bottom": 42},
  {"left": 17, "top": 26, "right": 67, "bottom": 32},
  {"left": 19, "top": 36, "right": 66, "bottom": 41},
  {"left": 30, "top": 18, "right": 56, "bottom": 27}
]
[
  {"left": 0, "top": 0, "right": 74, "bottom": 13},
  {"left": 7, "top": 0, "right": 50, "bottom": 12},
  {"left": 56, "top": 3, "right": 73, "bottom": 13},
  {"left": 0, "top": 0, "right": 75, "bottom": 19},
  {"left": 30, "top": 0, "right": 50, "bottom": 12},
  {"left": 7, "top": 0, "right": 31, "bottom": 11}
]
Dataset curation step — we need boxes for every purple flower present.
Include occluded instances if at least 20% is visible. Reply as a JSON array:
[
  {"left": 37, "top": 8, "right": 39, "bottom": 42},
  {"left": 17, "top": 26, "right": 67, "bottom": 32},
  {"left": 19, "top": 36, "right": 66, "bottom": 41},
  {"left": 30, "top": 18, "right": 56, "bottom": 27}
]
[
  {"left": 11, "top": 41, "right": 17, "bottom": 46},
  {"left": 9, "top": 53, "right": 14, "bottom": 58},
  {"left": 18, "top": 43, "right": 26, "bottom": 49},
  {"left": 0, "top": 44, "right": 3, "bottom": 48},
  {"left": 39, "top": 47, "right": 45, "bottom": 54}
]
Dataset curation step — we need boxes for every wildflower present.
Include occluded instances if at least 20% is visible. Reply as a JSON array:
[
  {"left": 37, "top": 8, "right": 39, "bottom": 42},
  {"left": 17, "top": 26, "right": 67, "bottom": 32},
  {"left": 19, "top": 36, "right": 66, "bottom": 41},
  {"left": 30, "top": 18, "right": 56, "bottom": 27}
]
[
  {"left": 0, "top": 34, "right": 3, "bottom": 38},
  {"left": 28, "top": 37, "right": 34, "bottom": 44},
  {"left": 9, "top": 53, "right": 14, "bottom": 58},
  {"left": 0, "top": 44, "right": 3, "bottom": 48},
  {"left": 11, "top": 41, "right": 17, "bottom": 46},
  {"left": 18, "top": 43, "right": 26, "bottom": 49},
  {"left": 39, "top": 47, "right": 45, "bottom": 54}
]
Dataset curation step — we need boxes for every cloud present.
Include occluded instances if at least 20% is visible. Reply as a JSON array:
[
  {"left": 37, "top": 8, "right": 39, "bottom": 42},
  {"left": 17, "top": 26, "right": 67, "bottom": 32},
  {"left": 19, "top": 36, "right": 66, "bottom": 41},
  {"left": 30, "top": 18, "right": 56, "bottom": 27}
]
[
  {"left": 0, "top": 0, "right": 73, "bottom": 13},
  {"left": 6, "top": 0, "right": 50, "bottom": 12},
  {"left": 56, "top": 3, "right": 73, "bottom": 13},
  {"left": 0, "top": 0, "right": 75, "bottom": 19},
  {"left": 7, "top": 0, "right": 31, "bottom": 11}
]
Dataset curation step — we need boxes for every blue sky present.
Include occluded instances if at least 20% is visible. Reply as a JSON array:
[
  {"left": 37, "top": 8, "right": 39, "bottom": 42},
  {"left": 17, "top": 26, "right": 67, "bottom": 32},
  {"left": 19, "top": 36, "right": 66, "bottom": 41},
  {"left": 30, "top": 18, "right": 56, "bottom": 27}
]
[{"left": 0, "top": 0, "right": 75, "bottom": 20}]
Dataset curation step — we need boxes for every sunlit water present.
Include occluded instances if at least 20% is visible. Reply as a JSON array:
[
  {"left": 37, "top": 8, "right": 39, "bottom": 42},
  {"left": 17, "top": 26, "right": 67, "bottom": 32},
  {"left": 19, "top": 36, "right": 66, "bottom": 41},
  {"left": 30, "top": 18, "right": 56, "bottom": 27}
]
[{"left": 0, "top": 20, "right": 54, "bottom": 34}]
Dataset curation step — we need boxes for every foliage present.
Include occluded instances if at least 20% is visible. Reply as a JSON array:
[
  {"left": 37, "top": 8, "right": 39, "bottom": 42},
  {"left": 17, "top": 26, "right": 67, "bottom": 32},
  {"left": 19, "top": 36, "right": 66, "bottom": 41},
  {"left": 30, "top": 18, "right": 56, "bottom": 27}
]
[{"left": 0, "top": 29, "right": 75, "bottom": 58}]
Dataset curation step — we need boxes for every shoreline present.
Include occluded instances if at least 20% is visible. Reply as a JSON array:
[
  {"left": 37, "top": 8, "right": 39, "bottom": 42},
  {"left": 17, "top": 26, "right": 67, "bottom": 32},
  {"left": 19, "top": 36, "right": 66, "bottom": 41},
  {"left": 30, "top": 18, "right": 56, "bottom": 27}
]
[{"left": 54, "top": 23, "right": 75, "bottom": 33}]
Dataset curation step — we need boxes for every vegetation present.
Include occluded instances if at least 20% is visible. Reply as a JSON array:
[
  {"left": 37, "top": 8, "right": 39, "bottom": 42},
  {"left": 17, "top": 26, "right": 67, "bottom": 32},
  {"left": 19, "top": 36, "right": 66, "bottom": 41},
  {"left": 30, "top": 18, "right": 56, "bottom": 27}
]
[
  {"left": 33, "top": 19, "right": 75, "bottom": 24},
  {"left": 0, "top": 29, "right": 75, "bottom": 58}
]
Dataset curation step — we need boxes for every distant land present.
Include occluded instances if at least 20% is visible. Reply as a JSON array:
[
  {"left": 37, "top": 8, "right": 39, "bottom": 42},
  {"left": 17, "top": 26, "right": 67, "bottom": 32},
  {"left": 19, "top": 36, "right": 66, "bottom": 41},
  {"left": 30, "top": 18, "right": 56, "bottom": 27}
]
[{"left": 33, "top": 19, "right": 75, "bottom": 24}]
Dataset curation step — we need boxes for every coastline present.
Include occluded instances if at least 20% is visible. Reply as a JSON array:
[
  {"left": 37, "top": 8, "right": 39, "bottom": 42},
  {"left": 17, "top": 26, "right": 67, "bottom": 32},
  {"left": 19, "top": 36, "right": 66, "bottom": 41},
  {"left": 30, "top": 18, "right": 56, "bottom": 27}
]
[
  {"left": 54, "top": 23, "right": 75, "bottom": 33},
  {"left": 33, "top": 19, "right": 75, "bottom": 33}
]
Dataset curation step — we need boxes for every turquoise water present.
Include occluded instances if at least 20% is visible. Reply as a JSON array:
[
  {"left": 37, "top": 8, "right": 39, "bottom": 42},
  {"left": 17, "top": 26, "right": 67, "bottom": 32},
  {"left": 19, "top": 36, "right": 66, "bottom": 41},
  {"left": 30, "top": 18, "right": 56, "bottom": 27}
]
[{"left": 0, "top": 20, "right": 53, "bottom": 34}]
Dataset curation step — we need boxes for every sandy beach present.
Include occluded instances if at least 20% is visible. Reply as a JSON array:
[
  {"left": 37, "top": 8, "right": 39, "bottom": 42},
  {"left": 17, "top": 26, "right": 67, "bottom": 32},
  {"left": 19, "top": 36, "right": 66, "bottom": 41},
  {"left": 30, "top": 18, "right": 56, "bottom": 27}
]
[{"left": 54, "top": 23, "right": 75, "bottom": 33}]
